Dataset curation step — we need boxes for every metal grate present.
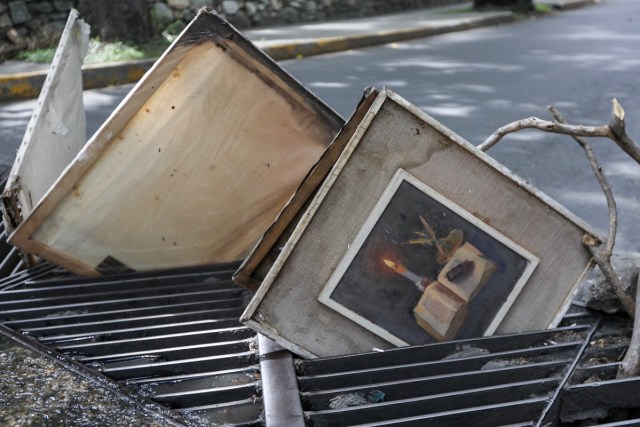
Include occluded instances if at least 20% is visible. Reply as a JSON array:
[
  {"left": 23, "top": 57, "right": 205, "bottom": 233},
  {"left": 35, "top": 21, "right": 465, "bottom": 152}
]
[
  {"left": 0, "top": 264, "right": 263, "bottom": 426},
  {"left": 293, "top": 300, "right": 640, "bottom": 427},
  {"left": 296, "top": 325, "right": 594, "bottom": 427},
  {"left": 558, "top": 304, "right": 639, "bottom": 425},
  {"left": 0, "top": 208, "right": 638, "bottom": 426}
]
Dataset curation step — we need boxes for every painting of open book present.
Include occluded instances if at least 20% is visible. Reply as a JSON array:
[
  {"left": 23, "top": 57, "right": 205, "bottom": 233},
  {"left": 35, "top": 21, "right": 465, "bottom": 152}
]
[{"left": 318, "top": 169, "right": 539, "bottom": 346}]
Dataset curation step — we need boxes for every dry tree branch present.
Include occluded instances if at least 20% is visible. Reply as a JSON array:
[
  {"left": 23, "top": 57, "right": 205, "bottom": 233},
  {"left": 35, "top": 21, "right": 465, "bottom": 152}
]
[
  {"left": 478, "top": 118, "right": 610, "bottom": 152},
  {"left": 483, "top": 101, "right": 640, "bottom": 376},
  {"left": 547, "top": 106, "right": 617, "bottom": 257},
  {"left": 618, "top": 272, "right": 640, "bottom": 379},
  {"left": 546, "top": 107, "right": 635, "bottom": 317},
  {"left": 546, "top": 107, "right": 635, "bottom": 318},
  {"left": 479, "top": 99, "right": 640, "bottom": 167},
  {"left": 478, "top": 102, "right": 637, "bottom": 318}
]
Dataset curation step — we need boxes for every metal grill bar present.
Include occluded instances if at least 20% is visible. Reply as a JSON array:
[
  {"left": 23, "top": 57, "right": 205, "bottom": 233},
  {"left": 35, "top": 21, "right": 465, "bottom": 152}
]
[
  {"left": 0, "top": 280, "right": 237, "bottom": 305},
  {"left": 56, "top": 326, "right": 254, "bottom": 354},
  {"left": 4, "top": 298, "right": 247, "bottom": 329},
  {"left": 597, "top": 419, "right": 640, "bottom": 426},
  {"left": 560, "top": 311, "right": 599, "bottom": 326},
  {"left": 129, "top": 366, "right": 258, "bottom": 387},
  {"left": 0, "top": 264, "right": 62, "bottom": 291},
  {"left": 101, "top": 351, "right": 259, "bottom": 381},
  {"left": 298, "top": 326, "right": 587, "bottom": 376},
  {"left": 154, "top": 383, "right": 258, "bottom": 408},
  {"left": 302, "top": 363, "right": 566, "bottom": 410},
  {"left": 0, "top": 246, "right": 21, "bottom": 277},
  {"left": 8, "top": 263, "right": 240, "bottom": 289},
  {"left": 354, "top": 398, "right": 549, "bottom": 426},
  {"left": 299, "top": 359, "right": 569, "bottom": 392},
  {"left": 137, "top": 367, "right": 258, "bottom": 393},
  {"left": 77, "top": 338, "right": 254, "bottom": 363},
  {"left": 570, "top": 362, "right": 619, "bottom": 384},
  {"left": 0, "top": 270, "right": 237, "bottom": 295},
  {"left": 302, "top": 343, "right": 580, "bottom": 407},
  {"left": 39, "top": 318, "right": 245, "bottom": 344},
  {"left": 20, "top": 307, "right": 245, "bottom": 337},
  {"left": 173, "top": 397, "right": 264, "bottom": 425},
  {"left": 0, "top": 288, "right": 245, "bottom": 319},
  {"left": 298, "top": 323, "right": 590, "bottom": 426},
  {"left": 305, "top": 379, "right": 559, "bottom": 426}
]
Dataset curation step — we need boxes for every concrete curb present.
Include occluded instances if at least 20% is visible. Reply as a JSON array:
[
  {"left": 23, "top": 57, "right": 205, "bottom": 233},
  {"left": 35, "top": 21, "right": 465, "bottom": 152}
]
[
  {"left": 0, "top": 59, "right": 155, "bottom": 102},
  {"left": 264, "top": 12, "right": 517, "bottom": 61},
  {"left": 0, "top": 1, "right": 596, "bottom": 103},
  {"left": 546, "top": 0, "right": 596, "bottom": 10}
]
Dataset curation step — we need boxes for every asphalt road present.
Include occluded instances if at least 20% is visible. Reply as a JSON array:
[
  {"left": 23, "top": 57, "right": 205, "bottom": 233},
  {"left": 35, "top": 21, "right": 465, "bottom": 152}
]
[
  {"left": 0, "top": 0, "right": 638, "bottom": 251},
  {"left": 282, "top": 0, "right": 640, "bottom": 252}
]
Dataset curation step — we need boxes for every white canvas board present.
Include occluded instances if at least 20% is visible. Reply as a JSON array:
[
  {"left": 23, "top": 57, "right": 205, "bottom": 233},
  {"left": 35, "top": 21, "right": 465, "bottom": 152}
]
[{"left": 3, "top": 9, "right": 89, "bottom": 232}]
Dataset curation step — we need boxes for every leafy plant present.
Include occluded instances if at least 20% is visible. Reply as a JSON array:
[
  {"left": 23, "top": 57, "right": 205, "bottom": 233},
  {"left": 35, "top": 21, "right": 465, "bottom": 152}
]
[{"left": 15, "top": 37, "right": 170, "bottom": 64}]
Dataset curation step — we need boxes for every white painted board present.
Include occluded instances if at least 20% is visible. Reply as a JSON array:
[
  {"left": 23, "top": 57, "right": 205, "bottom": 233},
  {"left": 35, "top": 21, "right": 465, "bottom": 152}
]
[{"left": 3, "top": 9, "right": 89, "bottom": 233}]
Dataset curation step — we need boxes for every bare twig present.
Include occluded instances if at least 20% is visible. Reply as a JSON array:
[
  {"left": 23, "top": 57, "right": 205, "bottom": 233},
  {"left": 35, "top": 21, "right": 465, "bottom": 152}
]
[
  {"left": 548, "top": 106, "right": 617, "bottom": 257},
  {"left": 479, "top": 99, "right": 640, "bottom": 167},
  {"left": 618, "top": 271, "right": 640, "bottom": 378},
  {"left": 478, "top": 118, "right": 610, "bottom": 152},
  {"left": 546, "top": 106, "right": 634, "bottom": 317},
  {"left": 479, "top": 102, "right": 638, "bottom": 318}
]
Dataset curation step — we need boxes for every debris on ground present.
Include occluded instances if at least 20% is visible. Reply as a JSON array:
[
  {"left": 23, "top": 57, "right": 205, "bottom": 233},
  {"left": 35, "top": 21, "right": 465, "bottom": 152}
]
[{"left": 578, "top": 252, "right": 640, "bottom": 314}]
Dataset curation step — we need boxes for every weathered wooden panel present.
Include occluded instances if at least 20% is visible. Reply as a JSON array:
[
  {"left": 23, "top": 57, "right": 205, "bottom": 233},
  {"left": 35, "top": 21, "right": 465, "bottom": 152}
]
[
  {"left": 242, "top": 89, "right": 597, "bottom": 358},
  {"left": 8, "top": 9, "right": 343, "bottom": 275}
]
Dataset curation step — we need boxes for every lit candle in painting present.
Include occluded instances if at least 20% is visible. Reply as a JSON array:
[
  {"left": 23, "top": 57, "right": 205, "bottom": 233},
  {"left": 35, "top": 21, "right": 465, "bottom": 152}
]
[{"left": 382, "top": 259, "right": 429, "bottom": 292}]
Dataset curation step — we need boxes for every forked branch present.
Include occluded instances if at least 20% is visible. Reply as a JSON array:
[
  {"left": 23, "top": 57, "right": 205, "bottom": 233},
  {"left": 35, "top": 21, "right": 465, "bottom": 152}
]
[
  {"left": 547, "top": 106, "right": 617, "bottom": 258},
  {"left": 479, "top": 99, "right": 640, "bottom": 167},
  {"left": 479, "top": 101, "right": 636, "bottom": 318},
  {"left": 478, "top": 119, "right": 610, "bottom": 151},
  {"left": 545, "top": 107, "right": 634, "bottom": 317}
]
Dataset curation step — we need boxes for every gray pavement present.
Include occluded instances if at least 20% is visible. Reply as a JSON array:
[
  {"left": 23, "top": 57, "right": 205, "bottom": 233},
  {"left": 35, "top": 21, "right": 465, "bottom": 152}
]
[
  {"left": 0, "top": 329, "right": 181, "bottom": 426},
  {"left": 0, "top": 60, "right": 49, "bottom": 74}
]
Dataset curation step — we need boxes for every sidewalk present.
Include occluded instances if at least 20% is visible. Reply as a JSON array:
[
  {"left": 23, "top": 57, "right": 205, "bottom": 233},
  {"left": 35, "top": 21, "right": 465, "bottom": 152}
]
[{"left": 0, "top": 0, "right": 594, "bottom": 102}]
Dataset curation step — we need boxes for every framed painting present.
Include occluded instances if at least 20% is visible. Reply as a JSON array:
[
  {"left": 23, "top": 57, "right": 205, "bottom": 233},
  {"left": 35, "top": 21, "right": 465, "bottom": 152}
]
[
  {"left": 241, "top": 89, "right": 597, "bottom": 358},
  {"left": 318, "top": 169, "right": 539, "bottom": 345}
]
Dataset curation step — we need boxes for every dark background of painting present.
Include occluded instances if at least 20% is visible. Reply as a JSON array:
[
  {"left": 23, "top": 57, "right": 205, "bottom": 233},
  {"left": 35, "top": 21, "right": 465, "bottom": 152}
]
[{"left": 329, "top": 178, "right": 531, "bottom": 345}]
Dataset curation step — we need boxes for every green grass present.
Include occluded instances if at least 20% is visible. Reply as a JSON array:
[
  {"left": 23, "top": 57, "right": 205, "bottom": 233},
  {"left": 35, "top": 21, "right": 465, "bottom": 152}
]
[
  {"left": 16, "top": 37, "right": 170, "bottom": 64},
  {"left": 534, "top": 3, "right": 553, "bottom": 13},
  {"left": 16, "top": 48, "right": 55, "bottom": 63}
]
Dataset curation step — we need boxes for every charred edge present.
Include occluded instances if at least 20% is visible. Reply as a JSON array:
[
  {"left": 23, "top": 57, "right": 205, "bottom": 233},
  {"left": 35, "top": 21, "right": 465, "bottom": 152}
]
[
  {"left": 1, "top": 189, "right": 22, "bottom": 232},
  {"left": 96, "top": 256, "right": 136, "bottom": 275}
]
